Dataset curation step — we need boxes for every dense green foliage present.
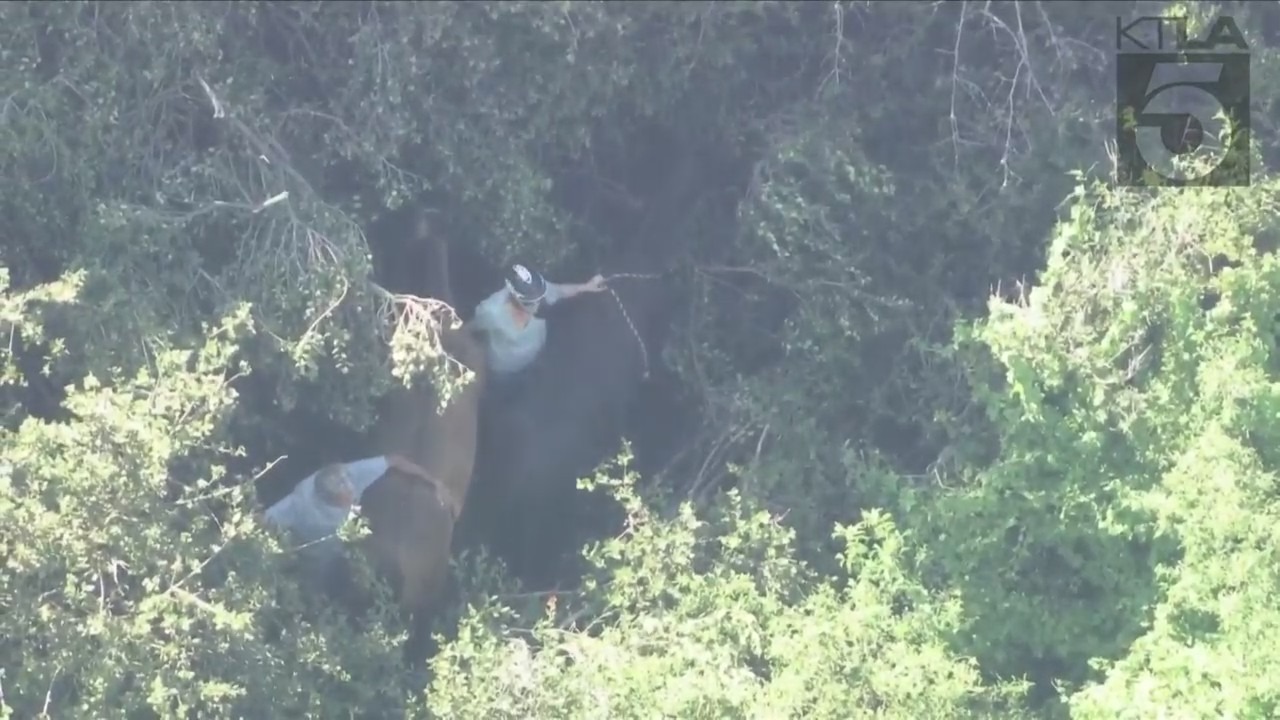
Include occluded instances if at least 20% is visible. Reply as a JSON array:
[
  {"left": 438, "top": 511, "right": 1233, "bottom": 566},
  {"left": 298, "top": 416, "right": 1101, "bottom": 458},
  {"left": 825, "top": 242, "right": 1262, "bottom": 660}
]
[{"left": 3, "top": 1, "right": 1279, "bottom": 717}]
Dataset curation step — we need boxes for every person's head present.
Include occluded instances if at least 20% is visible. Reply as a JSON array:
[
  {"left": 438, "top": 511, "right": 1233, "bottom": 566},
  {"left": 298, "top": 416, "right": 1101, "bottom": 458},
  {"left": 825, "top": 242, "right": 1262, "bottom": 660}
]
[
  {"left": 504, "top": 263, "right": 547, "bottom": 312},
  {"left": 314, "top": 464, "right": 355, "bottom": 508}
]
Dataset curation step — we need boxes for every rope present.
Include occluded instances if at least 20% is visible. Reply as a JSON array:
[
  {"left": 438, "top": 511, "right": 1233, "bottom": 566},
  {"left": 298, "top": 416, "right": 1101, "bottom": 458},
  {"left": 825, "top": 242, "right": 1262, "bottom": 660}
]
[
  {"left": 606, "top": 285, "right": 649, "bottom": 380},
  {"left": 600, "top": 271, "right": 666, "bottom": 380},
  {"left": 604, "top": 272, "right": 664, "bottom": 281}
]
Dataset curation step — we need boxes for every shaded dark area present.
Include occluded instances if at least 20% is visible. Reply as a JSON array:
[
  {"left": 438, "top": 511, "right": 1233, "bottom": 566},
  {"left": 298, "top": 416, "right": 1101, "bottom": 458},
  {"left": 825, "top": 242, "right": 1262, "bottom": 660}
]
[{"left": 465, "top": 128, "right": 738, "bottom": 588}]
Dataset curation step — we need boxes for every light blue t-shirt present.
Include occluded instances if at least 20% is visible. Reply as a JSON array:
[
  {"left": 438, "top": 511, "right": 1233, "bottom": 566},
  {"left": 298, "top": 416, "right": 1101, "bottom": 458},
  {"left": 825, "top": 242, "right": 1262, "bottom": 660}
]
[
  {"left": 263, "top": 456, "right": 390, "bottom": 562},
  {"left": 471, "top": 283, "right": 565, "bottom": 376}
]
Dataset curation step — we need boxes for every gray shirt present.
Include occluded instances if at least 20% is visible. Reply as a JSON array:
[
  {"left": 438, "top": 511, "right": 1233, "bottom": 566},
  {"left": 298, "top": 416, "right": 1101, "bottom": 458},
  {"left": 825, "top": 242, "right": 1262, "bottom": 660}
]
[
  {"left": 471, "top": 283, "right": 566, "bottom": 376},
  {"left": 263, "top": 456, "right": 390, "bottom": 562}
]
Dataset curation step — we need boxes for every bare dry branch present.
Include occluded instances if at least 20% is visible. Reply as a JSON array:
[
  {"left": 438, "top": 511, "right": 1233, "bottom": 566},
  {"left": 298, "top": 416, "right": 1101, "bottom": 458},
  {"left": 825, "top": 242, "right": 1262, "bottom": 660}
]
[
  {"left": 816, "top": 1, "right": 847, "bottom": 101},
  {"left": 947, "top": 1, "right": 1090, "bottom": 185}
]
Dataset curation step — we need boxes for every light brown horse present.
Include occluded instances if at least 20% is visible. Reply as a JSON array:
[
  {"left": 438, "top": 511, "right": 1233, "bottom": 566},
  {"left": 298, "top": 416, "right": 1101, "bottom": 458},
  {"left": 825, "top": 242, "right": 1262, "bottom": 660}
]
[{"left": 356, "top": 209, "right": 488, "bottom": 631}]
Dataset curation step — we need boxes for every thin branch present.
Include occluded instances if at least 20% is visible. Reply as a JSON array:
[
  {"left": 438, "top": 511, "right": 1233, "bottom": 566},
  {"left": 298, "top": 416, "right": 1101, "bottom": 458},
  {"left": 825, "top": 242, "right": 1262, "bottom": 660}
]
[
  {"left": 175, "top": 455, "right": 288, "bottom": 507},
  {"left": 950, "top": 0, "right": 968, "bottom": 172},
  {"left": 816, "top": 1, "right": 847, "bottom": 100}
]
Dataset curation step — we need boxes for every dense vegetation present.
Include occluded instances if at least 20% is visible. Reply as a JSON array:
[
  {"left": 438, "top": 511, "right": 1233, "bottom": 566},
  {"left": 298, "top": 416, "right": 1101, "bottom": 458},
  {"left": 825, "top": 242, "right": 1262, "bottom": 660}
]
[{"left": 3, "top": 1, "right": 1278, "bottom": 717}]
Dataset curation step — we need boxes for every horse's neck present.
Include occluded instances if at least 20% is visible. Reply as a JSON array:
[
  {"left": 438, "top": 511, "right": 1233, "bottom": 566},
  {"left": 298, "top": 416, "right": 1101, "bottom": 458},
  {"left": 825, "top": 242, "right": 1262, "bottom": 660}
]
[
  {"left": 441, "top": 326, "right": 487, "bottom": 377},
  {"left": 373, "top": 207, "right": 458, "bottom": 455},
  {"left": 414, "top": 209, "right": 455, "bottom": 308},
  {"left": 372, "top": 383, "right": 425, "bottom": 456}
]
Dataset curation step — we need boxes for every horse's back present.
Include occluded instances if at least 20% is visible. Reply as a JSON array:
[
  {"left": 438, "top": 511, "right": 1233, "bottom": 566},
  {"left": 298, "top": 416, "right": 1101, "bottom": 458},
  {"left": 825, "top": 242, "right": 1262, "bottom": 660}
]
[{"left": 359, "top": 467, "right": 455, "bottom": 612}]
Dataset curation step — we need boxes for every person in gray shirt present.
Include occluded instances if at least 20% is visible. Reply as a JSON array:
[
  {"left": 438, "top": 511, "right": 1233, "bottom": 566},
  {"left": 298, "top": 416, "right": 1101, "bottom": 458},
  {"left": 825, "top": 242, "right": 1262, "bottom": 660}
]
[
  {"left": 469, "top": 263, "right": 607, "bottom": 392},
  {"left": 262, "top": 454, "right": 430, "bottom": 577}
]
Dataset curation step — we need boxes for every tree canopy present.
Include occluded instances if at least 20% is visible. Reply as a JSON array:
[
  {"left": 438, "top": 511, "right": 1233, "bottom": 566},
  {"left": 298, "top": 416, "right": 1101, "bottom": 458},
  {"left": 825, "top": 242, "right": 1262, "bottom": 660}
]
[{"left": 3, "top": 1, "right": 1279, "bottom": 717}]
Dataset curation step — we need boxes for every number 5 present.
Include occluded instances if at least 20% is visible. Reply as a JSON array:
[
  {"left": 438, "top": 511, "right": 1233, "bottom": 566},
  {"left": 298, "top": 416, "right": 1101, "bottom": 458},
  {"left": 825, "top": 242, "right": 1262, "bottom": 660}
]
[{"left": 1134, "top": 61, "right": 1227, "bottom": 182}]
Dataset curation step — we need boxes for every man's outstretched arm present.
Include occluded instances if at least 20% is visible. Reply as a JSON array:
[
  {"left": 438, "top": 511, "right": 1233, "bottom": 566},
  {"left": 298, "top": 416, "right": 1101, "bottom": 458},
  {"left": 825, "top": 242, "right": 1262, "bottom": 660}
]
[
  {"left": 386, "top": 453, "right": 432, "bottom": 482},
  {"left": 547, "top": 274, "right": 607, "bottom": 305}
]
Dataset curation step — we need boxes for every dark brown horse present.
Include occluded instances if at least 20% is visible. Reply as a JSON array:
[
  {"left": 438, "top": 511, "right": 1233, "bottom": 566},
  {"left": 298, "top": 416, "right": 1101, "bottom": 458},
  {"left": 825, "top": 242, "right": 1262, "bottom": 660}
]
[{"left": 357, "top": 209, "right": 488, "bottom": 630}]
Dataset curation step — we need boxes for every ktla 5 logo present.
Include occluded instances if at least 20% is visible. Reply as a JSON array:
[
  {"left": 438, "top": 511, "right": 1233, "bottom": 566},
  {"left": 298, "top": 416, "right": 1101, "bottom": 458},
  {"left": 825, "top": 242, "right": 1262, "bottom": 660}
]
[{"left": 1115, "top": 15, "right": 1250, "bottom": 187}]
